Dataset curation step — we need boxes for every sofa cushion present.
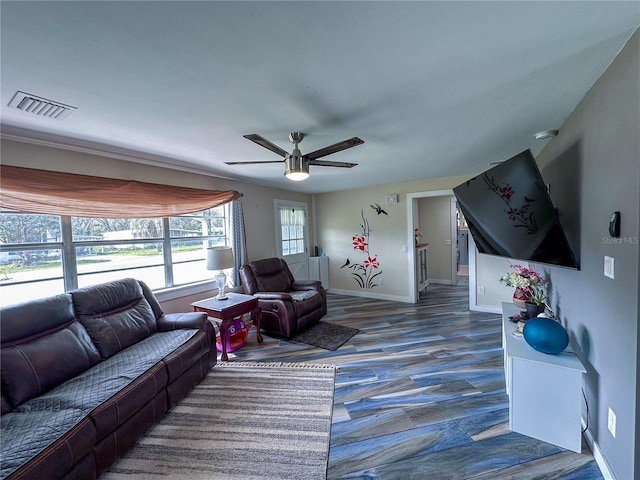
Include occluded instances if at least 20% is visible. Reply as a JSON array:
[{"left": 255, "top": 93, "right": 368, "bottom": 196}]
[
  {"left": 0, "top": 328, "right": 199, "bottom": 479},
  {"left": 241, "top": 258, "right": 294, "bottom": 294},
  {"left": 256, "top": 270, "right": 292, "bottom": 293},
  {"left": 71, "top": 278, "right": 158, "bottom": 359},
  {"left": 89, "top": 361, "right": 167, "bottom": 441},
  {"left": 1, "top": 320, "right": 101, "bottom": 412},
  {"left": 1, "top": 293, "right": 98, "bottom": 414},
  {"left": 58, "top": 329, "right": 198, "bottom": 422},
  {"left": 0, "top": 409, "right": 96, "bottom": 480},
  {"left": 290, "top": 290, "right": 323, "bottom": 317},
  {"left": 0, "top": 294, "right": 75, "bottom": 344},
  {"left": 162, "top": 327, "right": 211, "bottom": 383}
]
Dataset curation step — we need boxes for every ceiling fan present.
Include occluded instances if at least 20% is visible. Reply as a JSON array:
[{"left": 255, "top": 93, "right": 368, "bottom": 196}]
[{"left": 225, "top": 132, "right": 364, "bottom": 181}]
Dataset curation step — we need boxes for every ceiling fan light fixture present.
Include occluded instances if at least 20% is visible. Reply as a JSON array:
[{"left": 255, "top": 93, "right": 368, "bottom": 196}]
[
  {"left": 285, "top": 154, "right": 310, "bottom": 181},
  {"left": 233, "top": 131, "right": 364, "bottom": 180}
]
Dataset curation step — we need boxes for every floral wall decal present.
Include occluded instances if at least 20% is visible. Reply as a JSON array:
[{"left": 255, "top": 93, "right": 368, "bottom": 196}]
[{"left": 341, "top": 209, "right": 383, "bottom": 288}]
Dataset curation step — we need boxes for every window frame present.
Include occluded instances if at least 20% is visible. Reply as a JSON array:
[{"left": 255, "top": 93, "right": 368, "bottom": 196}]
[{"left": 0, "top": 205, "right": 231, "bottom": 305}]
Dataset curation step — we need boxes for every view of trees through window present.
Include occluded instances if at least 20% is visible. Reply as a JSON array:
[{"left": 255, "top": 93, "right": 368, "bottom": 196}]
[{"left": 0, "top": 206, "right": 229, "bottom": 306}]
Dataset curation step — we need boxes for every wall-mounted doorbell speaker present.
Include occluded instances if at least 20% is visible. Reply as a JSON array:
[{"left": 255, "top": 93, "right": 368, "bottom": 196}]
[{"left": 609, "top": 211, "right": 620, "bottom": 238}]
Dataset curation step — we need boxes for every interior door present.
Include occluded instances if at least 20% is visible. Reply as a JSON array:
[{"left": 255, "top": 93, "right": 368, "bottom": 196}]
[{"left": 275, "top": 200, "right": 309, "bottom": 280}]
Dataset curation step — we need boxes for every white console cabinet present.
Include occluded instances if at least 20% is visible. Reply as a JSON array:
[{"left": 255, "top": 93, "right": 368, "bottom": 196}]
[
  {"left": 416, "top": 245, "right": 429, "bottom": 293},
  {"left": 309, "top": 256, "right": 329, "bottom": 289},
  {"left": 502, "top": 302, "right": 586, "bottom": 453}
]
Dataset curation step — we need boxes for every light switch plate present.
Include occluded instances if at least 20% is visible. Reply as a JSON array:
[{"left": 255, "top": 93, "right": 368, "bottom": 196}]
[
  {"left": 604, "top": 256, "right": 614, "bottom": 279},
  {"left": 608, "top": 407, "right": 617, "bottom": 438}
]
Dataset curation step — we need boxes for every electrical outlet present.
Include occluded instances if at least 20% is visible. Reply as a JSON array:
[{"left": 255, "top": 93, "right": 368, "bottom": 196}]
[
  {"left": 604, "top": 256, "right": 615, "bottom": 279},
  {"left": 608, "top": 407, "right": 616, "bottom": 438},
  {"left": 478, "top": 286, "right": 485, "bottom": 295}
]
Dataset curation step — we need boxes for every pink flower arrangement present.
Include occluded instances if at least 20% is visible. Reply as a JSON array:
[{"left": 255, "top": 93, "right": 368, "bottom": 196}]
[{"left": 500, "top": 264, "right": 548, "bottom": 305}]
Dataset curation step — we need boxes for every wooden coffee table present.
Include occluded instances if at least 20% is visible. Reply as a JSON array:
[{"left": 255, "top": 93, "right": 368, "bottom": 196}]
[{"left": 191, "top": 293, "right": 263, "bottom": 361}]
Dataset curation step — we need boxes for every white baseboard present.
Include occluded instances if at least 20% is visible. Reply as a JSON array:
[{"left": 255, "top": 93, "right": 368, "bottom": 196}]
[
  {"left": 471, "top": 305, "right": 502, "bottom": 314},
  {"left": 328, "top": 288, "right": 412, "bottom": 303},
  {"left": 582, "top": 420, "right": 615, "bottom": 480}
]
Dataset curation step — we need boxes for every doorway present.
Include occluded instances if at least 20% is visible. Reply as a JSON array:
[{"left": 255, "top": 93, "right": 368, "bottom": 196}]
[
  {"left": 456, "top": 204, "right": 470, "bottom": 285},
  {"left": 406, "top": 190, "right": 458, "bottom": 303}
]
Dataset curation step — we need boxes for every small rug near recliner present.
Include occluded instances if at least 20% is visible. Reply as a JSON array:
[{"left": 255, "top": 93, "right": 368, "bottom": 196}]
[{"left": 292, "top": 321, "right": 359, "bottom": 351}]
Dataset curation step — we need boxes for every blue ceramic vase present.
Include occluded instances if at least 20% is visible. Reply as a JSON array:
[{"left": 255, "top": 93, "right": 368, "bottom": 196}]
[{"left": 523, "top": 317, "right": 569, "bottom": 354}]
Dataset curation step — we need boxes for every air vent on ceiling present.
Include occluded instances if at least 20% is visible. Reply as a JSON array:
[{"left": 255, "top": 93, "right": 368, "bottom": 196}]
[{"left": 8, "top": 91, "right": 77, "bottom": 119}]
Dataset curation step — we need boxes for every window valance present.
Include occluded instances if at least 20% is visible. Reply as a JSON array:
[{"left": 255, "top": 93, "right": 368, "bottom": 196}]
[{"left": 0, "top": 165, "right": 242, "bottom": 218}]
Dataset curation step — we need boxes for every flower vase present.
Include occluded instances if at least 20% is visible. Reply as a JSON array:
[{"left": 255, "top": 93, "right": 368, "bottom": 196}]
[{"left": 512, "top": 287, "right": 530, "bottom": 309}]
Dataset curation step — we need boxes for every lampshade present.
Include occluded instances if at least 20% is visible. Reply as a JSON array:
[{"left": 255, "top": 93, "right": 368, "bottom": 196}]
[
  {"left": 206, "top": 246, "right": 234, "bottom": 271},
  {"left": 284, "top": 154, "right": 310, "bottom": 181}
]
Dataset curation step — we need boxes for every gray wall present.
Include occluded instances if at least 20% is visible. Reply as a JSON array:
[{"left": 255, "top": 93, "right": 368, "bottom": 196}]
[{"left": 537, "top": 29, "right": 639, "bottom": 480}]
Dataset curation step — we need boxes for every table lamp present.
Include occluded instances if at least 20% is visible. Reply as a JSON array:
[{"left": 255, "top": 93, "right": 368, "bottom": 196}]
[{"left": 206, "top": 246, "right": 234, "bottom": 300}]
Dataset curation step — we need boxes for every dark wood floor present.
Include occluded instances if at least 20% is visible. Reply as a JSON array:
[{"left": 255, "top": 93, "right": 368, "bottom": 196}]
[{"left": 232, "top": 283, "right": 602, "bottom": 480}]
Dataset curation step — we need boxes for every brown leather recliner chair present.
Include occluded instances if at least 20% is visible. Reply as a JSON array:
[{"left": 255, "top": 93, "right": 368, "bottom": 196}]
[{"left": 239, "top": 257, "right": 327, "bottom": 338}]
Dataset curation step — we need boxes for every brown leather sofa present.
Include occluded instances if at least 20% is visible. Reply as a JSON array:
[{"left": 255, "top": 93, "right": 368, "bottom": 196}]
[
  {"left": 239, "top": 257, "right": 326, "bottom": 338},
  {"left": 0, "top": 278, "right": 216, "bottom": 480}
]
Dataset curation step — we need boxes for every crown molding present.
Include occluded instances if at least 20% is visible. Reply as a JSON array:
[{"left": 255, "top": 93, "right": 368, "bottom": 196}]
[{"left": 0, "top": 124, "right": 235, "bottom": 181}]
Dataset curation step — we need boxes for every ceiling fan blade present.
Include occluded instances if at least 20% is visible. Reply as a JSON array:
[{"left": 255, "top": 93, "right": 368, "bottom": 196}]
[
  {"left": 224, "top": 160, "right": 283, "bottom": 165},
  {"left": 308, "top": 159, "right": 358, "bottom": 168},
  {"left": 243, "top": 134, "right": 288, "bottom": 158},
  {"left": 306, "top": 137, "right": 364, "bottom": 160}
]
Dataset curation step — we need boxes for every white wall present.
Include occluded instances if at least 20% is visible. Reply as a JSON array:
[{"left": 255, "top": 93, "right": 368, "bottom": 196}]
[
  {"left": 315, "top": 174, "right": 471, "bottom": 302},
  {"left": 313, "top": 188, "right": 408, "bottom": 300},
  {"left": 474, "top": 254, "right": 520, "bottom": 309},
  {"left": 417, "top": 196, "right": 454, "bottom": 284}
]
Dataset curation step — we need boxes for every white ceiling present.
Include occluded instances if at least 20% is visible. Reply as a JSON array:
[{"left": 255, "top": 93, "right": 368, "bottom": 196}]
[{"left": 1, "top": 1, "right": 638, "bottom": 193}]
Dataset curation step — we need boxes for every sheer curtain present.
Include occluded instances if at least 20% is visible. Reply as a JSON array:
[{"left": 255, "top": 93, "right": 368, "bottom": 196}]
[{"left": 0, "top": 165, "right": 241, "bottom": 217}]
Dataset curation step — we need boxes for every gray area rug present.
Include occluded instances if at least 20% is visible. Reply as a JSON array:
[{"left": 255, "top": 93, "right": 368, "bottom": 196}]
[
  {"left": 293, "top": 321, "right": 359, "bottom": 351},
  {"left": 102, "top": 362, "right": 336, "bottom": 480}
]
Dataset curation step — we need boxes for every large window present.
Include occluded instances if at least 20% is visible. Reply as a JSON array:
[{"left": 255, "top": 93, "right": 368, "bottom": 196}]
[{"left": 0, "top": 206, "right": 229, "bottom": 306}]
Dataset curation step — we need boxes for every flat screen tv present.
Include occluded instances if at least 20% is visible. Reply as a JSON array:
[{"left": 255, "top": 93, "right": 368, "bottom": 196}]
[{"left": 453, "top": 149, "right": 578, "bottom": 269}]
